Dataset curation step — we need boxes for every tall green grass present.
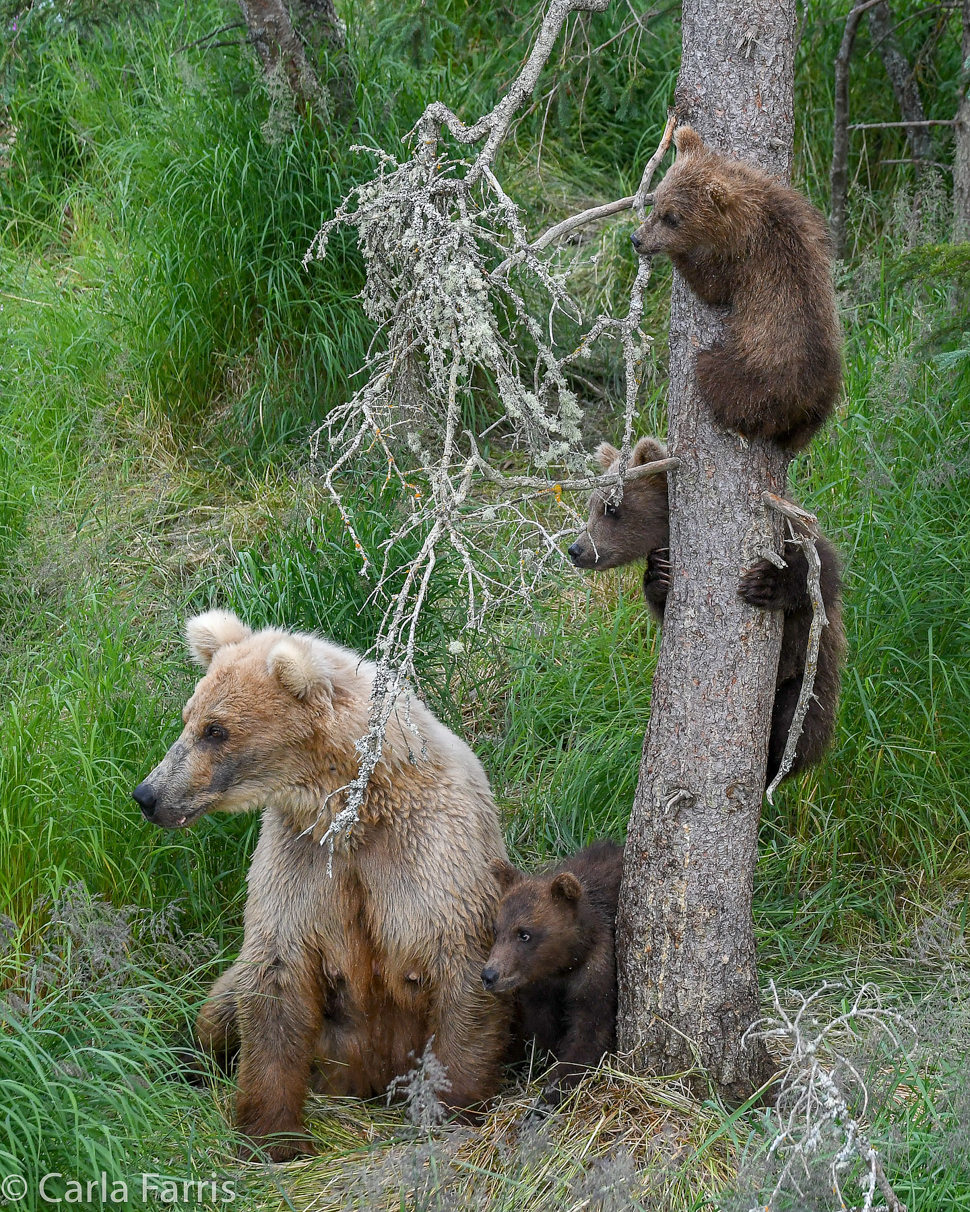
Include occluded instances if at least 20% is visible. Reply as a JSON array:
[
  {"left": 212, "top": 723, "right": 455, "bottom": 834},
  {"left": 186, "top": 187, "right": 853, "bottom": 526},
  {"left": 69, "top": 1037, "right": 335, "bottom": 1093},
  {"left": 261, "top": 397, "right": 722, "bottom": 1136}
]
[{"left": 2, "top": 0, "right": 970, "bottom": 1206}]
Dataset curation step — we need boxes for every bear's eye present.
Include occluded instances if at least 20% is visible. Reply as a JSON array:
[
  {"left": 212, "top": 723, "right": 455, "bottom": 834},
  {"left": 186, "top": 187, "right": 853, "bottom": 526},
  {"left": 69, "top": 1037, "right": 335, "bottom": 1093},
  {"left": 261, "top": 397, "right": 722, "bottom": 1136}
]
[
  {"left": 661, "top": 212, "right": 679, "bottom": 228},
  {"left": 517, "top": 930, "right": 532, "bottom": 943},
  {"left": 204, "top": 723, "right": 228, "bottom": 742},
  {"left": 604, "top": 503, "right": 619, "bottom": 518}
]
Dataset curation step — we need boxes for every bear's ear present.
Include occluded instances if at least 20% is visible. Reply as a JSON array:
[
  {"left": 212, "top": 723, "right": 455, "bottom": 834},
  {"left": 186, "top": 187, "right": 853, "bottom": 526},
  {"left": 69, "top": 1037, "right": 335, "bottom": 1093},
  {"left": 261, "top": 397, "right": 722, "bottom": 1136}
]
[
  {"left": 674, "top": 125, "right": 704, "bottom": 158},
  {"left": 186, "top": 610, "right": 252, "bottom": 668},
  {"left": 550, "top": 872, "right": 583, "bottom": 903},
  {"left": 595, "top": 442, "right": 620, "bottom": 471},
  {"left": 706, "top": 179, "right": 736, "bottom": 211},
  {"left": 491, "top": 858, "right": 521, "bottom": 893},
  {"left": 631, "top": 436, "right": 668, "bottom": 467},
  {"left": 267, "top": 636, "right": 334, "bottom": 701}
]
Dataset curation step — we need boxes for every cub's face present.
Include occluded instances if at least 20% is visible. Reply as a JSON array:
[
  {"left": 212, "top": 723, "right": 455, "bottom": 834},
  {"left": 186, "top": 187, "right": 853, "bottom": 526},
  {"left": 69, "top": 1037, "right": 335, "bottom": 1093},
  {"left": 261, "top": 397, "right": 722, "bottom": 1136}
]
[
  {"left": 481, "top": 867, "right": 584, "bottom": 993},
  {"left": 567, "top": 438, "right": 669, "bottom": 571},
  {"left": 630, "top": 125, "right": 739, "bottom": 260},
  {"left": 132, "top": 611, "right": 333, "bottom": 830}
]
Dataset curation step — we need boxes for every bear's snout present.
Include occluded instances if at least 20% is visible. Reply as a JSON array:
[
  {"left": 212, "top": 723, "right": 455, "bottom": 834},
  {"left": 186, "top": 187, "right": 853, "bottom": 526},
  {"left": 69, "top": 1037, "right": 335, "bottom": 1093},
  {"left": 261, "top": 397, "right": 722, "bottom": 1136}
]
[
  {"left": 630, "top": 222, "right": 661, "bottom": 257},
  {"left": 481, "top": 966, "right": 499, "bottom": 991},
  {"left": 132, "top": 781, "right": 158, "bottom": 819},
  {"left": 568, "top": 536, "right": 598, "bottom": 568}
]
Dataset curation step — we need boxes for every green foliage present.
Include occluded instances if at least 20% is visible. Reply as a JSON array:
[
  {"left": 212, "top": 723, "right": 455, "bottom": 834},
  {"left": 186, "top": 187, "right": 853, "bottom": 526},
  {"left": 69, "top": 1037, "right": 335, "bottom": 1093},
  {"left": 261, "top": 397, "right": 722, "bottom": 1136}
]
[{"left": 2, "top": 0, "right": 970, "bottom": 1207}]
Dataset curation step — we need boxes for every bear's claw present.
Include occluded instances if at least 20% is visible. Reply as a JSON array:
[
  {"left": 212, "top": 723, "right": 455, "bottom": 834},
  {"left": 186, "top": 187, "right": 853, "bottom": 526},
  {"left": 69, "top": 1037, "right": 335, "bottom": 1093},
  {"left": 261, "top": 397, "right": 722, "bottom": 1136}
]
[{"left": 738, "top": 559, "right": 785, "bottom": 609}]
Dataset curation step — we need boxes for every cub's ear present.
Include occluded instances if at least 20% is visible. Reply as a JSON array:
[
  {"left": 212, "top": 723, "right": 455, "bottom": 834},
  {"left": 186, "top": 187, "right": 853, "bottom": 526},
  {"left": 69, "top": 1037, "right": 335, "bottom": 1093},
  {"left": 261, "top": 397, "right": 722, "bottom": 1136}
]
[
  {"left": 631, "top": 436, "right": 668, "bottom": 467},
  {"left": 595, "top": 442, "right": 620, "bottom": 471},
  {"left": 706, "top": 179, "right": 736, "bottom": 211},
  {"left": 267, "top": 636, "right": 334, "bottom": 701},
  {"left": 550, "top": 872, "right": 583, "bottom": 903},
  {"left": 674, "top": 125, "right": 704, "bottom": 158},
  {"left": 186, "top": 610, "right": 251, "bottom": 668},
  {"left": 491, "top": 858, "right": 521, "bottom": 894}
]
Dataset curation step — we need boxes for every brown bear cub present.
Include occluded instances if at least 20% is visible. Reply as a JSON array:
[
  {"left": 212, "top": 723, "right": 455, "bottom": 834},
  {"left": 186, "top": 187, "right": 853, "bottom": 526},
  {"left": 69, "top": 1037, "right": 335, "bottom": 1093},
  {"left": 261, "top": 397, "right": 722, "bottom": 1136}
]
[
  {"left": 568, "top": 439, "right": 847, "bottom": 785},
  {"left": 631, "top": 126, "right": 842, "bottom": 451},
  {"left": 481, "top": 840, "right": 622, "bottom": 1106}
]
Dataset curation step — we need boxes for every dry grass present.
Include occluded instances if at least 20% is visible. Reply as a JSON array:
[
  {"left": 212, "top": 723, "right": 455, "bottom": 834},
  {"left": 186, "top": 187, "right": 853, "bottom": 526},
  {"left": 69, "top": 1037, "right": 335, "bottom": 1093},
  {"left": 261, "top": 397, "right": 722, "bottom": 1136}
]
[{"left": 274, "top": 1065, "right": 737, "bottom": 1211}]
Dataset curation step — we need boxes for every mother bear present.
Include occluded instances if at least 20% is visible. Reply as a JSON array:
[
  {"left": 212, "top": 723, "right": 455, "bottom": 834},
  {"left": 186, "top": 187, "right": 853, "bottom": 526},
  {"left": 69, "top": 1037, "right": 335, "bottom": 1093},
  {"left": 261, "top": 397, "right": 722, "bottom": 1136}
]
[{"left": 133, "top": 610, "right": 510, "bottom": 1159}]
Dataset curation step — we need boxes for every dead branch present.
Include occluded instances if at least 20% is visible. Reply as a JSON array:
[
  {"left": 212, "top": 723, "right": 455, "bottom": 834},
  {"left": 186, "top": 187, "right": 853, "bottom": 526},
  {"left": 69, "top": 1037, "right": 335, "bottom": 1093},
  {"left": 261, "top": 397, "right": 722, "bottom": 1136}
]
[
  {"left": 300, "top": 3, "right": 689, "bottom": 849},
  {"left": 762, "top": 496, "right": 824, "bottom": 802},
  {"left": 953, "top": 0, "right": 970, "bottom": 238},
  {"left": 848, "top": 118, "right": 957, "bottom": 129},
  {"left": 745, "top": 982, "right": 913, "bottom": 1212},
  {"left": 415, "top": 0, "right": 613, "bottom": 185},
  {"left": 490, "top": 110, "right": 674, "bottom": 279},
  {"left": 238, "top": 0, "right": 323, "bottom": 118},
  {"left": 880, "top": 157, "right": 953, "bottom": 169},
  {"left": 173, "top": 22, "right": 247, "bottom": 55},
  {"left": 831, "top": 0, "right": 884, "bottom": 257},
  {"left": 868, "top": 1, "right": 935, "bottom": 166},
  {"left": 761, "top": 491, "right": 820, "bottom": 534},
  {"left": 470, "top": 449, "right": 681, "bottom": 493},
  {"left": 634, "top": 109, "right": 677, "bottom": 219}
]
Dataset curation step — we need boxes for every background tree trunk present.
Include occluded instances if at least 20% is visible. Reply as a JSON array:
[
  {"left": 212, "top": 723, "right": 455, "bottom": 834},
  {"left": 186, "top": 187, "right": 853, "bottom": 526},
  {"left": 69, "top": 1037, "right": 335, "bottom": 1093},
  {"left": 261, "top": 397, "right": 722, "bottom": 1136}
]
[
  {"left": 954, "top": 0, "right": 970, "bottom": 238},
  {"left": 238, "top": 0, "right": 324, "bottom": 117},
  {"left": 615, "top": 0, "right": 795, "bottom": 1102},
  {"left": 867, "top": 0, "right": 935, "bottom": 167},
  {"left": 831, "top": 1, "right": 882, "bottom": 259}
]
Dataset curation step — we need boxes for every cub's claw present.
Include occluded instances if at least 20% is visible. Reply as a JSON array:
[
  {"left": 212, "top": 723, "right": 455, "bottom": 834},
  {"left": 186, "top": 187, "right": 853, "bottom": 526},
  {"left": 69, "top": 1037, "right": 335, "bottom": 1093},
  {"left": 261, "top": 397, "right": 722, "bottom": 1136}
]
[
  {"left": 646, "top": 547, "right": 672, "bottom": 587},
  {"left": 738, "top": 559, "right": 785, "bottom": 610}
]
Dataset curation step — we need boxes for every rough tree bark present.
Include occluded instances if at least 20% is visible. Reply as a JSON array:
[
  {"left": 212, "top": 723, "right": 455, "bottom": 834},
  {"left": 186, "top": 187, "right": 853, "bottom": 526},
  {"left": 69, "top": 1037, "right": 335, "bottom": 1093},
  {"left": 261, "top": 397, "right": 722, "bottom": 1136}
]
[
  {"left": 615, "top": 0, "right": 796, "bottom": 1102},
  {"left": 867, "top": 0, "right": 935, "bottom": 165},
  {"left": 954, "top": 0, "right": 970, "bottom": 238}
]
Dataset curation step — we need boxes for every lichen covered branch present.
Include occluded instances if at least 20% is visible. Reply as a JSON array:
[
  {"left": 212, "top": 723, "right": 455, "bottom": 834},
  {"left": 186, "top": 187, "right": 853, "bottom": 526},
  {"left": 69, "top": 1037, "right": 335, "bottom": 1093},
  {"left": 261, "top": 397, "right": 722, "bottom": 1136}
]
[
  {"left": 301, "top": 0, "right": 679, "bottom": 846},
  {"left": 744, "top": 982, "right": 913, "bottom": 1212}
]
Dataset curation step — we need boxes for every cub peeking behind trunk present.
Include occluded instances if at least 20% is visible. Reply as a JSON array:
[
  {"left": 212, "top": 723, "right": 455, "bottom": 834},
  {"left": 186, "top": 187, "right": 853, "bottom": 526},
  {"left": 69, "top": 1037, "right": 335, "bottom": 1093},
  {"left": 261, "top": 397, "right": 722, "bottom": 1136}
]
[{"left": 568, "top": 438, "right": 847, "bottom": 787}]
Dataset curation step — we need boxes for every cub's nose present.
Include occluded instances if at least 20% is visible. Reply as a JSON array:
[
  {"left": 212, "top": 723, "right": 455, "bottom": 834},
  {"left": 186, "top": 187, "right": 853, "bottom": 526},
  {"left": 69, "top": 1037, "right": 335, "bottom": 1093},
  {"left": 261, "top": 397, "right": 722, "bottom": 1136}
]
[
  {"left": 567, "top": 541, "right": 584, "bottom": 564},
  {"left": 481, "top": 967, "right": 499, "bottom": 991},
  {"left": 631, "top": 231, "right": 642, "bottom": 252},
  {"left": 132, "top": 782, "right": 158, "bottom": 819}
]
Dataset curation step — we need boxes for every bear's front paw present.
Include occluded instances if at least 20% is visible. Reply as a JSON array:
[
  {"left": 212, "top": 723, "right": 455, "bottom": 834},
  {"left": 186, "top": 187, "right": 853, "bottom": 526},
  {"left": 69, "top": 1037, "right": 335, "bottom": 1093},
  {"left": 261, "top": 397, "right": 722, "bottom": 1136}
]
[
  {"left": 738, "top": 560, "right": 786, "bottom": 610},
  {"left": 235, "top": 1115, "right": 314, "bottom": 1164},
  {"left": 236, "top": 1134, "right": 314, "bottom": 1164}
]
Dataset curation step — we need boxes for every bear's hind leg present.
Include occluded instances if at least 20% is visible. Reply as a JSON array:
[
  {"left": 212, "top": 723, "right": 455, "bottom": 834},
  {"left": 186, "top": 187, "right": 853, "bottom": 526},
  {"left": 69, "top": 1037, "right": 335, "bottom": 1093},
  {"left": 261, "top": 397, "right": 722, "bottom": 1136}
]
[
  {"left": 767, "top": 672, "right": 834, "bottom": 785},
  {"left": 696, "top": 347, "right": 808, "bottom": 449},
  {"left": 176, "top": 965, "right": 241, "bottom": 1084}
]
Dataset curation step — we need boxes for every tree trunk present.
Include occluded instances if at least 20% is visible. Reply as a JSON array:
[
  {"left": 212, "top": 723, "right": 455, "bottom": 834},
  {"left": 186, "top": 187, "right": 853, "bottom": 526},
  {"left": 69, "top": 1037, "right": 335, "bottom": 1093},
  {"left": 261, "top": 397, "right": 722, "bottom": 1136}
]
[
  {"left": 831, "top": 2, "right": 882, "bottom": 259},
  {"left": 615, "top": 0, "right": 795, "bottom": 1103},
  {"left": 291, "top": 0, "right": 346, "bottom": 51},
  {"left": 238, "top": 0, "right": 324, "bottom": 117},
  {"left": 954, "top": 0, "right": 970, "bottom": 239},
  {"left": 867, "top": 0, "right": 935, "bottom": 167},
  {"left": 291, "top": 0, "right": 356, "bottom": 118}
]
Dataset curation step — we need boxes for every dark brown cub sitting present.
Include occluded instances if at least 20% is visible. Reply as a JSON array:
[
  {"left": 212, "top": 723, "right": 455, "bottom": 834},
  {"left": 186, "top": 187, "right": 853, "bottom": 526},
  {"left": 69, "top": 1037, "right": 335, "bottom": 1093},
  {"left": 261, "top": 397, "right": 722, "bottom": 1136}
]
[
  {"left": 481, "top": 840, "right": 622, "bottom": 1106},
  {"left": 568, "top": 438, "right": 847, "bottom": 786}
]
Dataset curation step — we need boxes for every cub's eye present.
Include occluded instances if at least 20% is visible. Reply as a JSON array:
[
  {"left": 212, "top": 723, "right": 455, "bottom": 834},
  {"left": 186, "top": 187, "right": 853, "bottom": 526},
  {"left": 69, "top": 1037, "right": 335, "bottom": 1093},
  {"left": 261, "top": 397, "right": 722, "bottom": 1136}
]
[
  {"left": 517, "top": 930, "right": 532, "bottom": 943},
  {"left": 661, "top": 212, "right": 679, "bottom": 228},
  {"left": 204, "top": 723, "right": 228, "bottom": 742},
  {"left": 604, "top": 503, "right": 618, "bottom": 518}
]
